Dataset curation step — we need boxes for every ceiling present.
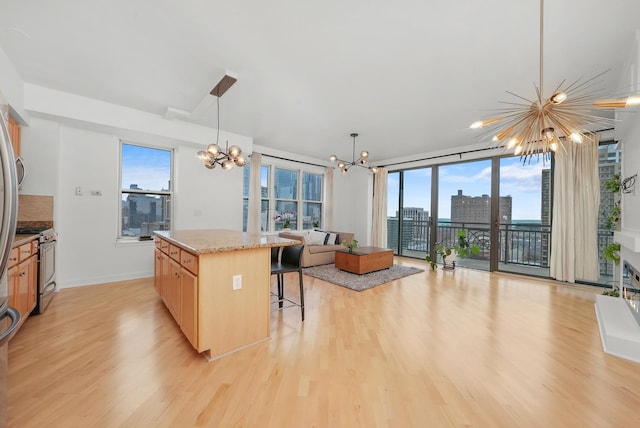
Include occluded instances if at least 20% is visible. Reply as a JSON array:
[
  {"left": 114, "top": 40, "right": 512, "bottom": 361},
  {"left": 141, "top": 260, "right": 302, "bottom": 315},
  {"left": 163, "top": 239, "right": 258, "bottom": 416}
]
[{"left": 1, "top": 0, "right": 639, "bottom": 164}]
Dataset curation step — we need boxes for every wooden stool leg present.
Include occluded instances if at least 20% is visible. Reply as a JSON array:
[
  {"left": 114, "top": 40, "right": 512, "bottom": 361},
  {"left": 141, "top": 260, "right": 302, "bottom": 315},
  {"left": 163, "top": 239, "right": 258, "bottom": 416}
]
[{"left": 298, "top": 271, "right": 304, "bottom": 321}]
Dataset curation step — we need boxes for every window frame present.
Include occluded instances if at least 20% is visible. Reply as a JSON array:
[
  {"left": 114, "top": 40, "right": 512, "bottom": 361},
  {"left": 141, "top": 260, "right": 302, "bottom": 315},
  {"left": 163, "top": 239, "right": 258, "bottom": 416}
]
[
  {"left": 244, "top": 157, "right": 325, "bottom": 232},
  {"left": 118, "top": 141, "right": 174, "bottom": 241}
]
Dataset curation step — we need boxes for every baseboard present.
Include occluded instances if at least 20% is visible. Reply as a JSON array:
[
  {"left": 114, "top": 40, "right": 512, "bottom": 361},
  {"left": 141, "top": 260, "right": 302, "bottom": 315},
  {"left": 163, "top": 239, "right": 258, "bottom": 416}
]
[{"left": 58, "top": 271, "right": 153, "bottom": 289}]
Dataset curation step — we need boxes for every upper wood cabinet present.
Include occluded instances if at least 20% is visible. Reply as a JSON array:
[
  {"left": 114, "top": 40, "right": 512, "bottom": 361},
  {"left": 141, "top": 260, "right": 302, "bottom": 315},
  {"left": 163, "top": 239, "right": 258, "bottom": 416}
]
[{"left": 7, "top": 115, "right": 21, "bottom": 157}]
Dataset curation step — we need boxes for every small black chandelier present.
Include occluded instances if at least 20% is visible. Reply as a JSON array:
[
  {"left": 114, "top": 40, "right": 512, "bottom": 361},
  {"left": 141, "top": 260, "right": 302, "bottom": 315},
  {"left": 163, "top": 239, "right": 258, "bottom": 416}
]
[{"left": 329, "top": 133, "right": 377, "bottom": 174}]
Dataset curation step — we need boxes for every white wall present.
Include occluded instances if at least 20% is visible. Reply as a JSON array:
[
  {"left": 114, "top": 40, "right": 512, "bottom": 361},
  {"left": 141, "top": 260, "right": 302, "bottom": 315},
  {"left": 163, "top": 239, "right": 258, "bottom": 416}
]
[
  {"left": 47, "top": 123, "right": 248, "bottom": 288},
  {"left": 0, "top": 45, "right": 28, "bottom": 122},
  {"left": 19, "top": 118, "right": 60, "bottom": 196},
  {"left": 332, "top": 169, "right": 373, "bottom": 245},
  {"left": 16, "top": 87, "right": 252, "bottom": 288},
  {"left": 173, "top": 143, "right": 243, "bottom": 231},
  {"left": 615, "top": 30, "right": 640, "bottom": 273},
  {"left": 616, "top": 111, "right": 640, "bottom": 271},
  {"left": 56, "top": 126, "right": 147, "bottom": 287}
]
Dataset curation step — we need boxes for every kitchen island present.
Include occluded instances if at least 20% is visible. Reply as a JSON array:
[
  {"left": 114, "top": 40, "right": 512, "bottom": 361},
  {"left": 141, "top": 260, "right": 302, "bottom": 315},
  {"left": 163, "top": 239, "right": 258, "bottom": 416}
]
[{"left": 154, "top": 229, "right": 297, "bottom": 360}]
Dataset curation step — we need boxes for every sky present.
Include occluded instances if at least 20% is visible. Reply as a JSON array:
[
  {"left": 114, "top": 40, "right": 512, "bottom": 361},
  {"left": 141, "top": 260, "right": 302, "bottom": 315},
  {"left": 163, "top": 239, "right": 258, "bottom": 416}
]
[
  {"left": 388, "top": 156, "right": 548, "bottom": 221},
  {"left": 121, "top": 144, "right": 172, "bottom": 191},
  {"left": 121, "top": 143, "right": 547, "bottom": 220}
]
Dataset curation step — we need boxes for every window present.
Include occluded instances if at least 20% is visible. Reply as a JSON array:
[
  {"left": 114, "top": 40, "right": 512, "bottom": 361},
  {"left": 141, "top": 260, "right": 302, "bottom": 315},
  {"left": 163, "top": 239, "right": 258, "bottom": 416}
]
[
  {"left": 596, "top": 143, "right": 621, "bottom": 285},
  {"left": 302, "top": 172, "right": 322, "bottom": 229},
  {"left": 274, "top": 168, "right": 298, "bottom": 230},
  {"left": 242, "top": 163, "right": 271, "bottom": 232},
  {"left": 120, "top": 143, "right": 172, "bottom": 238},
  {"left": 243, "top": 161, "right": 324, "bottom": 232}
]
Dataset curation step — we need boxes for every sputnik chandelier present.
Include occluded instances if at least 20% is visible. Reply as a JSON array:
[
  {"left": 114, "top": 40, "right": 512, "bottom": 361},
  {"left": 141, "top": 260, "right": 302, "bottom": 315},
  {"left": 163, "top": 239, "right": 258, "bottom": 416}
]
[
  {"left": 330, "top": 133, "right": 378, "bottom": 174},
  {"left": 469, "top": 0, "right": 638, "bottom": 162},
  {"left": 197, "top": 74, "right": 246, "bottom": 170}
]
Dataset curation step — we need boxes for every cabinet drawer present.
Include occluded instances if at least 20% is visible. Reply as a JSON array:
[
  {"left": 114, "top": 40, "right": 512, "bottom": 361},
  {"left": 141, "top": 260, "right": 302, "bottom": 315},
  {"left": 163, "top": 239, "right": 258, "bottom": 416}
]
[
  {"left": 155, "top": 238, "right": 162, "bottom": 249},
  {"left": 19, "top": 243, "right": 33, "bottom": 261},
  {"left": 180, "top": 250, "right": 198, "bottom": 275},
  {"left": 32, "top": 240, "right": 39, "bottom": 254},
  {"left": 168, "top": 244, "right": 181, "bottom": 261},
  {"left": 8, "top": 247, "right": 19, "bottom": 268},
  {"left": 160, "top": 239, "right": 170, "bottom": 253}
]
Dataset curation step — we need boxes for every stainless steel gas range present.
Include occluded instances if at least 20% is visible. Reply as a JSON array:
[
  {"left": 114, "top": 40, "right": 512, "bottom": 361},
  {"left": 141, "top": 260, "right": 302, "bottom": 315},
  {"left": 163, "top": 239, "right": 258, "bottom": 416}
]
[{"left": 15, "top": 227, "right": 57, "bottom": 314}]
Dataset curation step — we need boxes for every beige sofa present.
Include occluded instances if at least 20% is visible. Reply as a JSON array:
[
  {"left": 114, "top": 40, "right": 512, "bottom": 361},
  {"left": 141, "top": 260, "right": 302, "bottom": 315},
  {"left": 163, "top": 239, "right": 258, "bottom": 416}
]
[{"left": 278, "top": 230, "right": 355, "bottom": 267}]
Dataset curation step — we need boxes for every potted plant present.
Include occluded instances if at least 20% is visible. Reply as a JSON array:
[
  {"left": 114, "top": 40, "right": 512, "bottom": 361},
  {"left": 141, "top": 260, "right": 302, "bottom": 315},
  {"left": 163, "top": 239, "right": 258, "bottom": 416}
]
[
  {"left": 274, "top": 210, "right": 296, "bottom": 230},
  {"left": 601, "top": 174, "right": 622, "bottom": 295},
  {"left": 342, "top": 238, "right": 359, "bottom": 253},
  {"left": 425, "top": 229, "right": 480, "bottom": 271}
]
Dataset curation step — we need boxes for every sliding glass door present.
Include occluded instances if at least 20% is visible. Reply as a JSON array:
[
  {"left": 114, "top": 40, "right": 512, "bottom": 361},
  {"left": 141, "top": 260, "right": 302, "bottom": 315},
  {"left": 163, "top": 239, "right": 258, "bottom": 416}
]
[
  {"left": 387, "top": 155, "right": 558, "bottom": 280},
  {"left": 386, "top": 169, "right": 432, "bottom": 258},
  {"left": 437, "top": 160, "right": 492, "bottom": 271},
  {"left": 498, "top": 156, "right": 550, "bottom": 276}
]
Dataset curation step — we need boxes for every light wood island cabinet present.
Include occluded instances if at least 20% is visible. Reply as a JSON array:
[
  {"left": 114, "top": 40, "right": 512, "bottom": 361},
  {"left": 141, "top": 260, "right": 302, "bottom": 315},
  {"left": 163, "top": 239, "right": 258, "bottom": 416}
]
[{"left": 154, "top": 229, "right": 296, "bottom": 360}]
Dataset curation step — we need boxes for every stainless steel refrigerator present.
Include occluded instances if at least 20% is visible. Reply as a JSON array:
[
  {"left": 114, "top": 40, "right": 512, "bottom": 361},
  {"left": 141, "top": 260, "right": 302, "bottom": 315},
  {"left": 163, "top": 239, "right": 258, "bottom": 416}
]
[{"left": 0, "top": 111, "right": 20, "bottom": 426}]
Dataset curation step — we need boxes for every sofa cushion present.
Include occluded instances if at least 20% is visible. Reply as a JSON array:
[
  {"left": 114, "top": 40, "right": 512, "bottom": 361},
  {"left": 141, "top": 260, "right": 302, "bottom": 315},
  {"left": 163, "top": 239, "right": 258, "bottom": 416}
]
[{"left": 308, "top": 244, "right": 343, "bottom": 254}]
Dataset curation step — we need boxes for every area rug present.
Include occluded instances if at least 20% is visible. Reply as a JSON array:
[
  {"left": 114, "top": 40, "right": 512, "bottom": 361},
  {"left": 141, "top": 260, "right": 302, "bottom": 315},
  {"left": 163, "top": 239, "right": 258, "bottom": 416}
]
[{"left": 303, "top": 264, "right": 424, "bottom": 292}]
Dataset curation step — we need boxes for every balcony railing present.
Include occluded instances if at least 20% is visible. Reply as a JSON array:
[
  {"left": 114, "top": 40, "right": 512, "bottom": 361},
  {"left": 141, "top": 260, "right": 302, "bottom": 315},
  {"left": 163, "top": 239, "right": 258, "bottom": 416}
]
[{"left": 387, "top": 218, "right": 615, "bottom": 275}]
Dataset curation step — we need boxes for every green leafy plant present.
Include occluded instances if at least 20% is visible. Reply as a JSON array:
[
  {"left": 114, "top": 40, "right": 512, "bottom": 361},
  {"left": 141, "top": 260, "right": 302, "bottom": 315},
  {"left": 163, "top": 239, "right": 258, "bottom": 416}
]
[
  {"left": 312, "top": 220, "right": 320, "bottom": 228},
  {"left": 453, "top": 229, "right": 481, "bottom": 259},
  {"left": 602, "top": 286, "right": 620, "bottom": 297},
  {"left": 425, "top": 254, "right": 438, "bottom": 271},
  {"left": 425, "top": 229, "right": 480, "bottom": 270},
  {"left": 341, "top": 238, "right": 359, "bottom": 252},
  {"left": 601, "top": 173, "right": 622, "bottom": 268},
  {"left": 602, "top": 242, "right": 621, "bottom": 265},
  {"left": 604, "top": 174, "right": 622, "bottom": 231}
]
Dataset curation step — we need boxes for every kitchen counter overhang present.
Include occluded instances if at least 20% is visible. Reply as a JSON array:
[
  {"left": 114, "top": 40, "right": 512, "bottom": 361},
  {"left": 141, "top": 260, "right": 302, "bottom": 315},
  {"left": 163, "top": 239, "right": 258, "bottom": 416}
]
[{"left": 155, "top": 229, "right": 298, "bottom": 254}]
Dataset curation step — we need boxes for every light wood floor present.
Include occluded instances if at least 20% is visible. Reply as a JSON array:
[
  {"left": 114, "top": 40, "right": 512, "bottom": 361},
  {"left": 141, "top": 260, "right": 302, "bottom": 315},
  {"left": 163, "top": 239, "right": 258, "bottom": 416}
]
[{"left": 7, "top": 258, "right": 640, "bottom": 427}]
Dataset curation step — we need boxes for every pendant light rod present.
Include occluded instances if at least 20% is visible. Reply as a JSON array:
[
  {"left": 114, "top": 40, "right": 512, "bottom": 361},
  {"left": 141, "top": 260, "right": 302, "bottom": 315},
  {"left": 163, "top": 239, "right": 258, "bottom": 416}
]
[
  {"left": 539, "top": 0, "right": 544, "bottom": 100},
  {"left": 196, "top": 74, "right": 245, "bottom": 170},
  {"left": 351, "top": 133, "right": 357, "bottom": 164}
]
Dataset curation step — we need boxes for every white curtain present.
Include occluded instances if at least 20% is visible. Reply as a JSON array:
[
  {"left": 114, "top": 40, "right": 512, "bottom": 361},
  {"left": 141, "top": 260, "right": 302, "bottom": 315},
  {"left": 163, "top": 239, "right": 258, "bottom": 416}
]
[
  {"left": 550, "top": 135, "right": 600, "bottom": 282},
  {"left": 371, "top": 167, "right": 388, "bottom": 248},
  {"left": 325, "top": 167, "right": 334, "bottom": 230},
  {"left": 247, "top": 152, "right": 262, "bottom": 234}
]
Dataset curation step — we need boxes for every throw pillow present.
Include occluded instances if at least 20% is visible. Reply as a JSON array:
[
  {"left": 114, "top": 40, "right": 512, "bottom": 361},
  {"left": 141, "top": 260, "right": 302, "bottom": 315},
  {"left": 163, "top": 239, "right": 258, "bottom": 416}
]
[
  {"left": 308, "top": 230, "right": 327, "bottom": 245},
  {"left": 315, "top": 229, "right": 340, "bottom": 245},
  {"left": 324, "top": 232, "right": 338, "bottom": 245}
]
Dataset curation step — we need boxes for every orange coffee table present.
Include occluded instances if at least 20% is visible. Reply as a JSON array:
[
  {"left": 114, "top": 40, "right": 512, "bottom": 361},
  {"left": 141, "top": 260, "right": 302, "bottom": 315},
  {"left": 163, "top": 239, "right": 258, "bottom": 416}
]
[{"left": 334, "top": 247, "right": 394, "bottom": 275}]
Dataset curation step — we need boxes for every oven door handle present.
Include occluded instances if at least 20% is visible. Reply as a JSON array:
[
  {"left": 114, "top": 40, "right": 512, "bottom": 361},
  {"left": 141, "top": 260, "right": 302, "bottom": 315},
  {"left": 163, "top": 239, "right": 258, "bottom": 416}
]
[
  {"left": 0, "top": 307, "right": 20, "bottom": 346},
  {"left": 42, "top": 282, "right": 57, "bottom": 294}
]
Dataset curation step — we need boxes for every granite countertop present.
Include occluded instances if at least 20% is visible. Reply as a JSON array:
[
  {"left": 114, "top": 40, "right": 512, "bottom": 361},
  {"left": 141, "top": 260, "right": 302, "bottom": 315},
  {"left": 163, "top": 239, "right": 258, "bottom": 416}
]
[
  {"left": 13, "top": 233, "right": 39, "bottom": 248},
  {"left": 155, "top": 229, "right": 298, "bottom": 254}
]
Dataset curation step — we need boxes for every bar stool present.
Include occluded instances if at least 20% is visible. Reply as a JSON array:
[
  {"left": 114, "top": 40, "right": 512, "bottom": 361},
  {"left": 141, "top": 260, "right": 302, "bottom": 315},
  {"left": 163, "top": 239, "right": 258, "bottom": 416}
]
[{"left": 270, "top": 245, "right": 305, "bottom": 321}]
